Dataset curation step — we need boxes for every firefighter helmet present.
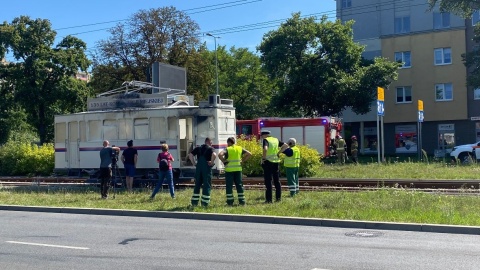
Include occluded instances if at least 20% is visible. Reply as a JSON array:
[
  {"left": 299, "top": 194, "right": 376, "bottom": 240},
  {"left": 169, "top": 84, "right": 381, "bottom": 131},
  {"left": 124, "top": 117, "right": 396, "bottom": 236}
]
[{"left": 351, "top": 135, "right": 357, "bottom": 140}]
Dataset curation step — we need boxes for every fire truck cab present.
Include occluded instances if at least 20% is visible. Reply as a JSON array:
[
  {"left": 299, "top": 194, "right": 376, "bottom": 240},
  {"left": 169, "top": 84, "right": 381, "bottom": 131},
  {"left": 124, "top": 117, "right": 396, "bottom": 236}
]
[{"left": 236, "top": 117, "right": 342, "bottom": 157}]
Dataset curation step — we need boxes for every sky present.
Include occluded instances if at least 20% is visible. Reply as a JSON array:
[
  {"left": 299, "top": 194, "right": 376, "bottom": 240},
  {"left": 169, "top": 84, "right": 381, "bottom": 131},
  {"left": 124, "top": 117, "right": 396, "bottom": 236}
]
[{"left": 1, "top": 0, "right": 337, "bottom": 61}]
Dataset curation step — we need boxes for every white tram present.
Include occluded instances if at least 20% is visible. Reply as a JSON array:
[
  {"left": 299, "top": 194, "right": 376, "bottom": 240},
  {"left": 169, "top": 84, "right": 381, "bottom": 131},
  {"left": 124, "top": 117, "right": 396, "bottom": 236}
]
[{"left": 54, "top": 81, "right": 236, "bottom": 184}]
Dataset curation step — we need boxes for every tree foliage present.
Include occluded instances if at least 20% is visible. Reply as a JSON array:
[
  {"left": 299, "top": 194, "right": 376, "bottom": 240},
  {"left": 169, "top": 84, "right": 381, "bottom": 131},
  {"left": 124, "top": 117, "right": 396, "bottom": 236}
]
[
  {"left": 0, "top": 16, "right": 91, "bottom": 143},
  {"left": 90, "top": 6, "right": 210, "bottom": 99},
  {"left": 429, "top": 0, "right": 480, "bottom": 89},
  {"left": 211, "top": 46, "right": 278, "bottom": 119},
  {"left": 258, "top": 14, "right": 400, "bottom": 116}
]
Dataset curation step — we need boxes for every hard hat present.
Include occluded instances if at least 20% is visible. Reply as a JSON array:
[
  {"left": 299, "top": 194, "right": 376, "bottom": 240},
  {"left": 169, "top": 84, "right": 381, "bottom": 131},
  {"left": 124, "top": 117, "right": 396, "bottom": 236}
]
[{"left": 351, "top": 135, "right": 357, "bottom": 140}]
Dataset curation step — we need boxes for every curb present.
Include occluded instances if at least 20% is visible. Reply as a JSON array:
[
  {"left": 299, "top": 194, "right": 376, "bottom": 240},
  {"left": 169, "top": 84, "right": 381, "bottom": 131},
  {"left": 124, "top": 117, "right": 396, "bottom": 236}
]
[{"left": 1, "top": 205, "right": 479, "bottom": 235}]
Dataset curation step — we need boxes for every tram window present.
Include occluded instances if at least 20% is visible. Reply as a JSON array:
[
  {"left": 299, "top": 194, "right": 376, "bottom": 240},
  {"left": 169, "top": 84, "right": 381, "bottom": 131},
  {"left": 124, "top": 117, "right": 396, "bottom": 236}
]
[
  {"left": 134, "top": 118, "right": 149, "bottom": 140},
  {"left": 55, "top": 123, "right": 66, "bottom": 143},
  {"left": 88, "top": 120, "right": 102, "bottom": 142},
  {"left": 119, "top": 119, "right": 133, "bottom": 140},
  {"left": 68, "top": 122, "right": 79, "bottom": 142},
  {"left": 79, "top": 121, "right": 86, "bottom": 142},
  {"left": 219, "top": 117, "right": 234, "bottom": 132},
  {"left": 167, "top": 117, "right": 178, "bottom": 139},
  {"left": 197, "top": 116, "right": 215, "bottom": 138},
  {"left": 103, "top": 120, "right": 118, "bottom": 140},
  {"left": 150, "top": 117, "right": 167, "bottom": 140}
]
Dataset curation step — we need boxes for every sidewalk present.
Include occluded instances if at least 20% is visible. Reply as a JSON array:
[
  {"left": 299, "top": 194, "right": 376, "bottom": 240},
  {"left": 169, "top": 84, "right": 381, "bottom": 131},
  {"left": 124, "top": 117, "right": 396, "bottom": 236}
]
[{"left": 1, "top": 204, "right": 479, "bottom": 235}]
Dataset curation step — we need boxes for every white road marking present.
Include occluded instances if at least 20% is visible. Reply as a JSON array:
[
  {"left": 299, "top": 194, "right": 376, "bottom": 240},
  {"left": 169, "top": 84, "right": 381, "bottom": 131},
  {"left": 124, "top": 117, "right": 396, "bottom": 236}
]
[
  {"left": 311, "top": 268, "right": 331, "bottom": 270},
  {"left": 6, "top": 241, "right": 89, "bottom": 250}
]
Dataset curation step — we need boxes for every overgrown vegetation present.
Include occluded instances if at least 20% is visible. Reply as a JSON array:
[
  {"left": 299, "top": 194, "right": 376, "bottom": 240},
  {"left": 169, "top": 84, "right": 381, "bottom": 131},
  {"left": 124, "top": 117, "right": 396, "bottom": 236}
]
[
  {"left": 1, "top": 187, "right": 480, "bottom": 226},
  {"left": 0, "top": 142, "right": 54, "bottom": 176}
]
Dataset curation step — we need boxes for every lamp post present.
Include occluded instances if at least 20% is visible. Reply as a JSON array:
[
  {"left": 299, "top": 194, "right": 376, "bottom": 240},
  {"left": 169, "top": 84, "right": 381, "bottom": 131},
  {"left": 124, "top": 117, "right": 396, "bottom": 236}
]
[{"left": 206, "top": 33, "right": 220, "bottom": 96}]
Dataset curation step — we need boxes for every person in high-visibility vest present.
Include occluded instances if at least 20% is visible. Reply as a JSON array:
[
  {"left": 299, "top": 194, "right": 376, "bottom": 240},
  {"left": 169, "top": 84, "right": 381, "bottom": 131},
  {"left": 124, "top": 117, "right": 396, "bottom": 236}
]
[
  {"left": 261, "top": 130, "right": 285, "bottom": 203},
  {"left": 336, "top": 135, "right": 346, "bottom": 164},
  {"left": 279, "top": 138, "right": 301, "bottom": 197},
  {"left": 218, "top": 137, "right": 252, "bottom": 206},
  {"left": 188, "top": 137, "right": 217, "bottom": 207}
]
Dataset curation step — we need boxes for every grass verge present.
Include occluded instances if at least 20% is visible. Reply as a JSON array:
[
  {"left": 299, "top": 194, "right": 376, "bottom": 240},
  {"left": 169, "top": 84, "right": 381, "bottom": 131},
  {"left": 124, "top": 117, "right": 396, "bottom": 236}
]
[{"left": 1, "top": 186, "right": 480, "bottom": 226}]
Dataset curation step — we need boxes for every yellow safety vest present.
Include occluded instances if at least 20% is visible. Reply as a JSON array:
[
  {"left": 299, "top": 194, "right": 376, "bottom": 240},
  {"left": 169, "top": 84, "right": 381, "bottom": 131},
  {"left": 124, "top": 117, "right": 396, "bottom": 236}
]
[
  {"left": 265, "top": 137, "right": 280, "bottom": 163},
  {"left": 225, "top": 145, "right": 243, "bottom": 172},
  {"left": 284, "top": 146, "right": 300, "bottom": 168}
]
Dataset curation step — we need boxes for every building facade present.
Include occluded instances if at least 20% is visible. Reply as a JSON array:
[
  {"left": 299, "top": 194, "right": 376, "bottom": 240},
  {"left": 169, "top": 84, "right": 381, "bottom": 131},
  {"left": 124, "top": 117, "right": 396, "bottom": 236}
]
[{"left": 336, "top": 0, "right": 477, "bottom": 156}]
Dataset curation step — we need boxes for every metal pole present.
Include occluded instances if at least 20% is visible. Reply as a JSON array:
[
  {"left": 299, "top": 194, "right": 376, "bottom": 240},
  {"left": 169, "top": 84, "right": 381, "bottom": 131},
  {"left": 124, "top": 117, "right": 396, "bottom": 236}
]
[
  {"left": 381, "top": 115, "right": 384, "bottom": 162},
  {"left": 214, "top": 37, "right": 219, "bottom": 96},
  {"left": 377, "top": 115, "right": 380, "bottom": 164}
]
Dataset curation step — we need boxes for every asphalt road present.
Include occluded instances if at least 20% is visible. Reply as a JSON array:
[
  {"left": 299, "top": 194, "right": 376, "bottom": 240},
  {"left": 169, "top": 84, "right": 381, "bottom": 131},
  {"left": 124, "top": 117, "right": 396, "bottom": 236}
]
[{"left": 1, "top": 211, "right": 479, "bottom": 270}]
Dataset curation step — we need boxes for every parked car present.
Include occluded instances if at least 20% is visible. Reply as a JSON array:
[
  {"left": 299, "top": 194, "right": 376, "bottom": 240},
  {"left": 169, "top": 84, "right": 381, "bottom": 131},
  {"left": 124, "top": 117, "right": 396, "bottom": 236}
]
[{"left": 450, "top": 141, "right": 480, "bottom": 164}]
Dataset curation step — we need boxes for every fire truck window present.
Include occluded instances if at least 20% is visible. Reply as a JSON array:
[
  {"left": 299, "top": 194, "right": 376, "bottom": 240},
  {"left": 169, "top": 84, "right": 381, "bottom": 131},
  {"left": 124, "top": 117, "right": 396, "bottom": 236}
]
[
  {"left": 103, "top": 120, "right": 118, "bottom": 140},
  {"left": 88, "top": 120, "right": 101, "bottom": 142},
  {"left": 242, "top": 125, "right": 253, "bottom": 135},
  {"left": 55, "top": 123, "right": 66, "bottom": 143},
  {"left": 79, "top": 121, "right": 86, "bottom": 142},
  {"left": 150, "top": 117, "right": 167, "bottom": 140},
  {"left": 168, "top": 117, "right": 178, "bottom": 139},
  {"left": 118, "top": 119, "right": 133, "bottom": 140},
  {"left": 68, "top": 122, "right": 79, "bottom": 142},
  {"left": 134, "top": 118, "right": 149, "bottom": 140}
]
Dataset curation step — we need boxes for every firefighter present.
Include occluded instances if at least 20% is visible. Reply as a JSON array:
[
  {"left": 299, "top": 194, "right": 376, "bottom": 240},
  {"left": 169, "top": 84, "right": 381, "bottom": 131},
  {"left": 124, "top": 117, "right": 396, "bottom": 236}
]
[
  {"left": 350, "top": 135, "right": 359, "bottom": 164},
  {"left": 261, "top": 130, "right": 285, "bottom": 203},
  {"left": 218, "top": 137, "right": 252, "bottom": 206},
  {"left": 279, "top": 138, "right": 301, "bottom": 196},
  {"left": 336, "top": 135, "right": 346, "bottom": 164},
  {"left": 188, "top": 137, "right": 217, "bottom": 207}
]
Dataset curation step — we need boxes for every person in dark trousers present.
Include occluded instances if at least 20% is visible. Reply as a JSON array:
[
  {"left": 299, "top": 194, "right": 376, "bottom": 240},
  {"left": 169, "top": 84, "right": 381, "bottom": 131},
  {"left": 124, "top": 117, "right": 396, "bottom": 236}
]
[
  {"left": 121, "top": 140, "right": 137, "bottom": 193},
  {"left": 218, "top": 137, "right": 252, "bottom": 206},
  {"left": 261, "top": 130, "right": 285, "bottom": 203},
  {"left": 279, "top": 138, "right": 301, "bottom": 197},
  {"left": 350, "top": 135, "right": 359, "bottom": 164},
  {"left": 150, "top": 143, "right": 175, "bottom": 199},
  {"left": 99, "top": 140, "right": 120, "bottom": 199},
  {"left": 189, "top": 137, "right": 217, "bottom": 207}
]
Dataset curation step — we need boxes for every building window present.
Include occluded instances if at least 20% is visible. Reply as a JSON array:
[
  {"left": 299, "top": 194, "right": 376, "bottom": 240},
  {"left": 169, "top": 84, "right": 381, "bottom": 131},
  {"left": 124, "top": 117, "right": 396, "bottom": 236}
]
[
  {"left": 434, "top": 48, "right": 452, "bottom": 65},
  {"left": 473, "top": 10, "right": 480, "bottom": 26},
  {"left": 394, "top": 51, "right": 411, "bottom": 68},
  {"left": 434, "top": 12, "right": 451, "bottom": 29},
  {"left": 435, "top": 83, "right": 453, "bottom": 101},
  {"left": 394, "top": 16, "right": 410, "bottom": 34},
  {"left": 341, "top": 0, "right": 351, "bottom": 8},
  {"left": 474, "top": 88, "right": 480, "bottom": 100},
  {"left": 396, "top": 86, "right": 412, "bottom": 103}
]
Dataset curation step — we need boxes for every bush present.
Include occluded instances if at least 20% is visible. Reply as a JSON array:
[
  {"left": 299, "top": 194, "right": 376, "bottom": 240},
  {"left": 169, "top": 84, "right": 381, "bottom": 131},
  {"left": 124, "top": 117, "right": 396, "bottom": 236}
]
[
  {"left": 0, "top": 142, "right": 54, "bottom": 176},
  {"left": 236, "top": 136, "right": 323, "bottom": 177}
]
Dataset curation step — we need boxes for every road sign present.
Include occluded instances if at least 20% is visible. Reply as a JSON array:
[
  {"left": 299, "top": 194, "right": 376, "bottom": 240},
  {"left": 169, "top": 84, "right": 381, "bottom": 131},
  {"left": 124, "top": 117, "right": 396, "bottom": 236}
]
[
  {"left": 418, "top": 111, "right": 424, "bottom": 122},
  {"left": 377, "top": 100, "right": 384, "bottom": 116},
  {"left": 377, "top": 87, "right": 384, "bottom": 101}
]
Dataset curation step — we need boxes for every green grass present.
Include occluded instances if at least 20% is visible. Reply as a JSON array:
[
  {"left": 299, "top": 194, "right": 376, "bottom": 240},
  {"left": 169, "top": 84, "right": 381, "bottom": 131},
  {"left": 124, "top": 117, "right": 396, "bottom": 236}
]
[
  {"left": 1, "top": 185, "right": 480, "bottom": 226},
  {"left": 315, "top": 161, "right": 480, "bottom": 180}
]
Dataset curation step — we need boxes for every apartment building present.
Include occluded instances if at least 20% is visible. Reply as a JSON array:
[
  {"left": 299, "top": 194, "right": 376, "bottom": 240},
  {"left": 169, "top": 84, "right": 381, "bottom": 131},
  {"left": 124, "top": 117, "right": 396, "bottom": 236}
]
[{"left": 336, "top": 0, "right": 478, "bottom": 156}]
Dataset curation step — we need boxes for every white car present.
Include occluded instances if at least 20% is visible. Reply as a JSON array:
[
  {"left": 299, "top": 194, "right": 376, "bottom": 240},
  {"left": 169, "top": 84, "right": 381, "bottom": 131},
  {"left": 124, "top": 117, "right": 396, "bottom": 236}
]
[{"left": 450, "top": 141, "right": 480, "bottom": 163}]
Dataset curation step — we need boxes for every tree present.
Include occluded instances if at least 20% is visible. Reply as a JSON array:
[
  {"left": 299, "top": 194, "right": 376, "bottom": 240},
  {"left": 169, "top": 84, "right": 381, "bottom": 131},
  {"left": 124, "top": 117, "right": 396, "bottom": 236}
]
[
  {"left": 0, "top": 16, "right": 91, "bottom": 143},
  {"left": 91, "top": 6, "right": 209, "bottom": 98},
  {"left": 428, "top": 0, "right": 480, "bottom": 89},
  {"left": 258, "top": 14, "right": 400, "bottom": 116},
  {"left": 208, "top": 46, "right": 278, "bottom": 119}
]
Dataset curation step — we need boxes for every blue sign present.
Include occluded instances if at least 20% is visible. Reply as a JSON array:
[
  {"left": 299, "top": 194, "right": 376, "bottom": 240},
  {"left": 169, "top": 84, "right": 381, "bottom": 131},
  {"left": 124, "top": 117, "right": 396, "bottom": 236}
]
[
  {"left": 418, "top": 111, "right": 424, "bottom": 122},
  {"left": 377, "top": 100, "right": 384, "bottom": 116}
]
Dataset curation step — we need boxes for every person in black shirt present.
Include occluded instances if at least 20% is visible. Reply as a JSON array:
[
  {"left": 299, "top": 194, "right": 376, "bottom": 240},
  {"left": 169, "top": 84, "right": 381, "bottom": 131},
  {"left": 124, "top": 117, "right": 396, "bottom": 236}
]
[
  {"left": 121, "top": 140, "right": 138, "bottom": 193},
  {"left": 188, "top": 137, "right": 217, "bottom": 207}
]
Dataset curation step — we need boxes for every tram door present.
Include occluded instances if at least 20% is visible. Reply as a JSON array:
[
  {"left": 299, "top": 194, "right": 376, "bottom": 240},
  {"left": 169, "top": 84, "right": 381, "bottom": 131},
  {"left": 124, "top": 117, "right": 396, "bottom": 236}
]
[
  {"left": 68, "top": 122, "right": 80, "bottom": 168},
  {"left": 178, "top": 117, "right": 193, "bottom": 166}
]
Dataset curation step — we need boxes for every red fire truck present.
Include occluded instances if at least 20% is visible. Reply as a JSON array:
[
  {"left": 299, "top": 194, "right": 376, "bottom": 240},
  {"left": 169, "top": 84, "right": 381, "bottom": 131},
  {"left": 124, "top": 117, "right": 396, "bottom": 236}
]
[{"left": 236, "top": 117, "right": 342, "bottom": 157}]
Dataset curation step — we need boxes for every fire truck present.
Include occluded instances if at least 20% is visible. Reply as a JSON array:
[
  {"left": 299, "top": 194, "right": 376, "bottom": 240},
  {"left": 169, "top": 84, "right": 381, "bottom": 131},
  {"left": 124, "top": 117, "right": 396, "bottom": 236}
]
[{"left": 236, "top": 117, "right": 342, "bottom": 157}]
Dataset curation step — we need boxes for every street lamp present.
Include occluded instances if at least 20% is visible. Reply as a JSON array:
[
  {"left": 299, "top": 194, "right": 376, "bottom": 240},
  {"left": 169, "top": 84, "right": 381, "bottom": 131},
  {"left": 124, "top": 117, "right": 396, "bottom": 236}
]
[{"left": 206, "top": 33, "right": 220, "bottom": 96}]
